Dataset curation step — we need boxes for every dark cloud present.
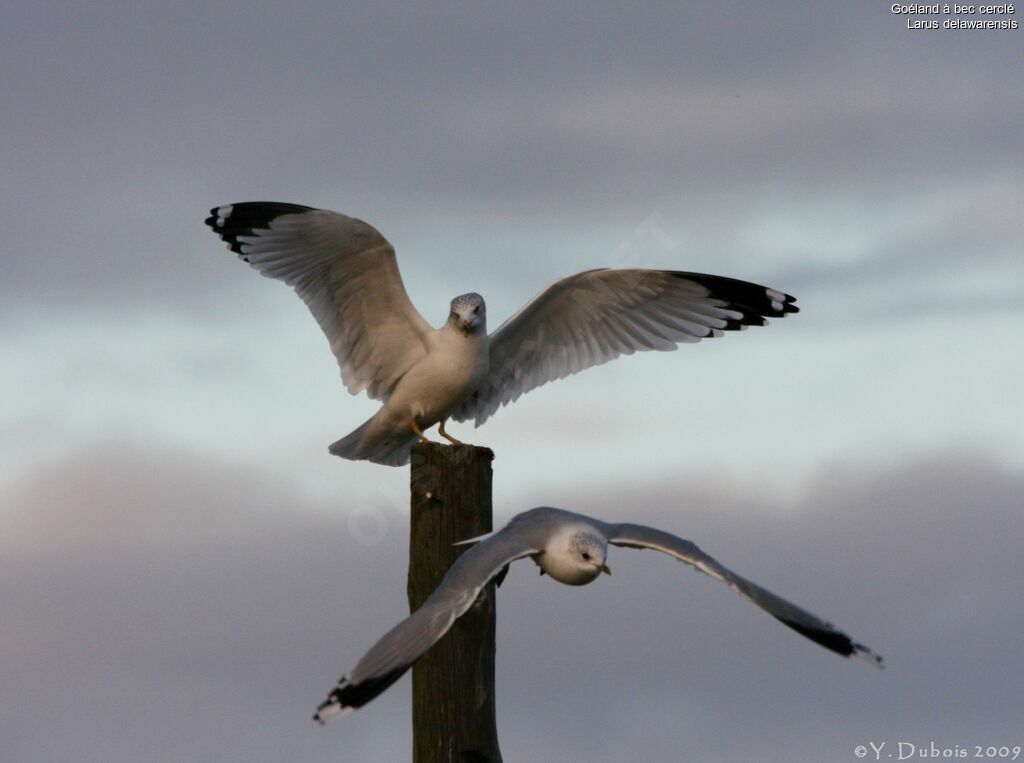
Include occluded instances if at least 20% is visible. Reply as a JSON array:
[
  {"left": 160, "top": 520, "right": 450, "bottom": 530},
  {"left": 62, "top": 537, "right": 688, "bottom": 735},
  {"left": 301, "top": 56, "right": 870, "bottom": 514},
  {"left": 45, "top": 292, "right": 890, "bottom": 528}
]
[
  {"left": 3, "top": 444, "right": 1021, "bottom": 761},
  {"left": 1, "top": 2, "right": 1020, "bottom": 312},
  {"left": 2, "top": 445, "right": 410, "bottom": 762}
]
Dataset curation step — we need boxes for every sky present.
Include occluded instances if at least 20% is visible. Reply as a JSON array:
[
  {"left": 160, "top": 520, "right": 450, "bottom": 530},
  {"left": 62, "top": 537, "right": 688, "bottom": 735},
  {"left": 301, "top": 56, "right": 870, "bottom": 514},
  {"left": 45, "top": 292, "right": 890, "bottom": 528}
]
[{"left": 2, "top": 2, "right": 1022, "bottom": 762}]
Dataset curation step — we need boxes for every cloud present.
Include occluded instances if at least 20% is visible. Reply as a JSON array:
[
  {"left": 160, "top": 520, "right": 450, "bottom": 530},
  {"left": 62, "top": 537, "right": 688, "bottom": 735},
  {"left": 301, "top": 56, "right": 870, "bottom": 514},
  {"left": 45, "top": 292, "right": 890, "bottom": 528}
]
[
  {"left": 2, "top": 444, "right": 410, "bottom": 762},
  {"left": 2, "top": 2, "right": 1020, "bottom": 313},
  {"left": 3, "top": 443, "right": 1021, "bottom": 761}
]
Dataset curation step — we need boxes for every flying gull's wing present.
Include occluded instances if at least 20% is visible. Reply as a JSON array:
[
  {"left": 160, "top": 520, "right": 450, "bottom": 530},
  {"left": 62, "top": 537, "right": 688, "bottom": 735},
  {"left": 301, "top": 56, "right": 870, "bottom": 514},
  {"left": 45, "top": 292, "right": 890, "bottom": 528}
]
[
  {"left": 606, "top": 522, "right": 883, "bottom": 666},
  {"left": 314, "top": 530, "right": 539, "bottom": 722}
]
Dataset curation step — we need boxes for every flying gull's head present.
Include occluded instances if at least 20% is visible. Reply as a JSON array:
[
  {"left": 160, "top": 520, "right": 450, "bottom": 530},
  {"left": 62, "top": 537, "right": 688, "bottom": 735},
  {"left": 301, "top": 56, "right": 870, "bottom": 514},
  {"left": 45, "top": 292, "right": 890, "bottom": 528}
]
[
  {"left": 540, "top": 528, "right": 611, "bottom": 586},
  {"left": 449, "top": 293, "right": 486, "bottom": 336}
]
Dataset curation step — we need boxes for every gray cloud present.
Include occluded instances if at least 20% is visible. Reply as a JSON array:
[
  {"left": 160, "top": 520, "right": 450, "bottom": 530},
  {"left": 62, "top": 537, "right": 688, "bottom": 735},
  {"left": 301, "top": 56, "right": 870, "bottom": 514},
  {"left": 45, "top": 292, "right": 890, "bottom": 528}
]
[
  {"left": 3, "top": 444, "right": 1021, "bottom": 762},
  {"left": 2, "top": 2, "right": 1020, "bottom": 314}
]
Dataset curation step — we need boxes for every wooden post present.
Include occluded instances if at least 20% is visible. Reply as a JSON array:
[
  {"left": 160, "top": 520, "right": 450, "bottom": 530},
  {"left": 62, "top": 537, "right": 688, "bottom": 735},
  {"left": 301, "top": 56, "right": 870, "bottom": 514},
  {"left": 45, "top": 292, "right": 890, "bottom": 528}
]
[{"left": 408, "top": 443, "right": 502, "bottom": 763}]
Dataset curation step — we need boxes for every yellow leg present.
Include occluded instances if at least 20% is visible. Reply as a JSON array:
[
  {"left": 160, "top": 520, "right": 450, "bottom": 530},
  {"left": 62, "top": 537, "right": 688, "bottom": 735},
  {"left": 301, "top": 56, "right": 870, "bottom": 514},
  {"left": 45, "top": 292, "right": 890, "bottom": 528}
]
[
  {"left": 438, "top": 419, "right": 464, "bottom": 446},
  {"left": 409, "top": 419, "right": 435, "bottom": 444}
]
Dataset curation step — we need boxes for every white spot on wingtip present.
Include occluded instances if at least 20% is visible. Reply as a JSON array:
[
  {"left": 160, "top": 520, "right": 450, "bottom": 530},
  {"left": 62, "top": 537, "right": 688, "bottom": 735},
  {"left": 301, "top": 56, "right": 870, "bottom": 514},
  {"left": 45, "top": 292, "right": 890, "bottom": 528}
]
[
  {"left": 766, "top": 287, "right": 785, "bottom": 302},
  {"left": 314, "top": 702, "right": 355, "bottom": 725},
  {"left": 216, "top": 204, "right": 233, "bottom": 227},
  {"left": 851, "top": 643, "right": 885, "bottom": 669}
]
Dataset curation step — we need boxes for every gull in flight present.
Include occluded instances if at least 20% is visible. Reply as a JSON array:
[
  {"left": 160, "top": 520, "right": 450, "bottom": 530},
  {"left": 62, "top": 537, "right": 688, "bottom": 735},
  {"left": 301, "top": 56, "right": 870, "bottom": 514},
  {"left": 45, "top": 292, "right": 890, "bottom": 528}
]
[
  {"left": 314, "top": 506, "right": 882, "bottom": 723},
  {"left": 206, "top": 203, "right": 798, "bottom": 466}
]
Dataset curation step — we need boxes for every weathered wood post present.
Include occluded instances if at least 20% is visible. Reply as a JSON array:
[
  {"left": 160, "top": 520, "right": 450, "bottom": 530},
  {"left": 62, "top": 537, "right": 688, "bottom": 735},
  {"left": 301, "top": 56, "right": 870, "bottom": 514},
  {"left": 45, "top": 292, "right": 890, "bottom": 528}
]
[{"left": 408, "top": 442, "right": 502, "bottom": 763}]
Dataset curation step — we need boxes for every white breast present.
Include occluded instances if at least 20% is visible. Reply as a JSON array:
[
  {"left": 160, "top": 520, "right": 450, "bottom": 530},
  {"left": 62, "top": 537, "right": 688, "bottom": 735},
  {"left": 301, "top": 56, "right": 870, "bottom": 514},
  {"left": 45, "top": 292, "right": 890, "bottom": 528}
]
[{"left": 385, "top": 326, "right": 489, "bottom": 425}]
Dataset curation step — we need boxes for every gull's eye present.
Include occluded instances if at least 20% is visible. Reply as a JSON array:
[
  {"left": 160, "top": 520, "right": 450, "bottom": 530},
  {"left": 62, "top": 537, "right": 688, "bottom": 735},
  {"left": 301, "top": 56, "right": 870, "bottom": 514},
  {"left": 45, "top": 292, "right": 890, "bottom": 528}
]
[
  {"left": 472, "top": 305, "right": 479, "bottom": 314},
  {"left": 581, "top": 552, "right": 591, "bottom": 561}
]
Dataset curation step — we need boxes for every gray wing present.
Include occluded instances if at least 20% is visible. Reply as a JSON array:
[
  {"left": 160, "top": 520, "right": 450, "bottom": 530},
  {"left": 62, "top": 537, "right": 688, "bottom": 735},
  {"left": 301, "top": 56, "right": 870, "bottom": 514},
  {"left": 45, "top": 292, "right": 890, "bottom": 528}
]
[
  {"left": 606, "top": 522, "right": 883, "bottom": 667},
  {"left": 206, "top": 202, "right": 433, "bottom": 400},
  {"left": 451, "top": 269, "right": 798, "bottom": 426},
  {"left": 313, "top": 530, "right": 539, "bottom": 723}
]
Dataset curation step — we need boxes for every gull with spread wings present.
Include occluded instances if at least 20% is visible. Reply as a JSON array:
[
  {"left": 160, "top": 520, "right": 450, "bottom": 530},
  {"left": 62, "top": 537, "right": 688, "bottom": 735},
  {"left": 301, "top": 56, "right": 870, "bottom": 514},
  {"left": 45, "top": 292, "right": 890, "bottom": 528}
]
[
  {"left": 313, "top": 506, "right": 882, "bottom": 723},
  {"left": 206, "top": 203, "right": 798, "bottom": 465}
]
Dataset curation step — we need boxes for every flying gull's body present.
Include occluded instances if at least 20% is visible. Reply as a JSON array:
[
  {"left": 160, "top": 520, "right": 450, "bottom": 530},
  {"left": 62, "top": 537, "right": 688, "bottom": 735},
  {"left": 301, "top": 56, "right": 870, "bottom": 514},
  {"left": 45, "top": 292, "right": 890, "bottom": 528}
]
[
  {"left": 206, "top": 203, "right": 799, "bottom": 465},
  {"left": 314, "top": 506, "right": 882, "bottom": 723}
]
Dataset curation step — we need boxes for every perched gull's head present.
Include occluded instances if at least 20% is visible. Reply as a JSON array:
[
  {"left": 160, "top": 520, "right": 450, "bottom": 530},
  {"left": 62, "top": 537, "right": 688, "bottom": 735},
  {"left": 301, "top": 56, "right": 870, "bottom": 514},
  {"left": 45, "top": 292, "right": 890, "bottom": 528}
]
[
  {"left": 539, "top": 528, "right": 611, "bottom": 586},
  {"left": 449, "top": 292, "right": 486, "bottom": 336}
]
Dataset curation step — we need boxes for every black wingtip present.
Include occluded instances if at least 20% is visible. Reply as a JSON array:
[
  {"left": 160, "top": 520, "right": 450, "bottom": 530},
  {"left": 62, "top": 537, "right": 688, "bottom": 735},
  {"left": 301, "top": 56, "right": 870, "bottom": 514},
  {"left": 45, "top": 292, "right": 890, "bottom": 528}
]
[
  {"left": 321, "top": 663, "right": 412, "bottom": 716},
  {"left": 670, "top": 271, "right": 799, "bottom": 322},
  {"left": 775, "top": 616, "right": 857, "bottom": 658},
  {"left": 204, "top": 202, "right": 316, "bottom": 255},
  {"left": 773, "top": 614, "right": 885, "bottom": 668}
]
